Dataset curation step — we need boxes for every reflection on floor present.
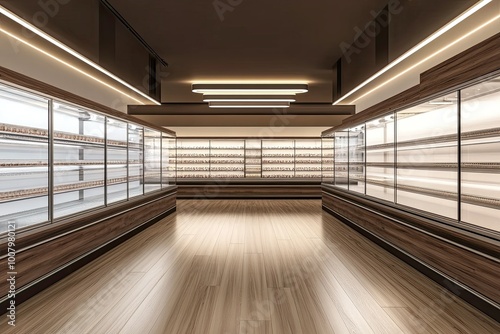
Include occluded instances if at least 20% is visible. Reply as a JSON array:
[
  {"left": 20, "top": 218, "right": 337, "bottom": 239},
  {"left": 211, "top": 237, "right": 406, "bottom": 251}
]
[{"left": 2, "top": 200, "right": 499, "bottom": 333}]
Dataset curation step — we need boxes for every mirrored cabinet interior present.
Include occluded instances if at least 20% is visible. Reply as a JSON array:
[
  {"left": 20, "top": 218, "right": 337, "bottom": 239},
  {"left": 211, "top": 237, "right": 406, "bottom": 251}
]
[{"left": 0, "top": 82, "right": 176, "bottom": 235}]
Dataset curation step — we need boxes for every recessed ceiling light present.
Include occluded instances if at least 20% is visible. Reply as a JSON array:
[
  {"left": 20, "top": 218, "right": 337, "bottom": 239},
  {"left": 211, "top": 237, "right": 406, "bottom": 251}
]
[
  {"left": 203, "top": 95, "right": 296, "bottom": 102},
  {"left": 192, "top": 84, "right": 308, "bottom": 95},
  {"left": 208, "top": 101, "right": 290, "bottom": 108}
]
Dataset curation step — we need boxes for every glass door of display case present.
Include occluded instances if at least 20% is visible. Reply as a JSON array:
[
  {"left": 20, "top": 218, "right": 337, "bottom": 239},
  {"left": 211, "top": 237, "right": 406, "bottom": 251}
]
[
  {"left": 176, "top": 139, "right": 210, "bottom": 179},
  {"left": 365, "top": 114, "right": 395, "bottom": 202},
  {"left": 162, "top": 134, "right": 176, "bottom": 187},
  {"left": 396, "top": 92, "right": 459, "bottom": 220},
  {"left": 107, "top": 118, "right": 128, "bottom": 204},
  {"left": 52, "top": 102, "right": 106, "bottom": 219},
  {"left": 144, "top": 128, "right": 162, "bottom": 193},
  {"left": 210, "top": 140, "right": 245, "bottom": 178},
  {"left": 295, "top": 139, "right": 322, "bottom": 179},
  {"left": 128, "top": 124, "right": 144, "bottom": 198},
  {"left": 349, "top": 126, "right": 365, "bottom": 194},
  {"left": 245, "top": 139, "right": 262, "bottom": 178},
  {"left": 321, "top": 136, "right": 335, "bottom": 184},
  {"left": 460, "top": 77, "right": 500, "bottom": 232},
  {"left": 334, "top": 131, "right": 349, "bottom": 189},
  {"left": 262, "top": 140, "right": 295, "bottom": 178},
  {"left": 0, "top": 84, "right": 50, "bottom": 233}
]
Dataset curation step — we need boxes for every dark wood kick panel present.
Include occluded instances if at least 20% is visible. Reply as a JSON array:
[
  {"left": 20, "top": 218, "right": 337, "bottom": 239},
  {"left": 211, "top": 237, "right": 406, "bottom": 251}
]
[
  {"left": 322, "top": 190, "right": 500, "bottom": 305},
  {"left": 177, "top": 185, "right": 321, "bottom": 198},
  {"left": 0, "top": 193, "right": 176, "bottom": 299}
]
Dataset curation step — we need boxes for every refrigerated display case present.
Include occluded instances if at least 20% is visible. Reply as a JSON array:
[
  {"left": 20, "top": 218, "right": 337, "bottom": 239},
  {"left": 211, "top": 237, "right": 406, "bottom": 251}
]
[
  {"left": 210, "top": 140, "right": 245, "bottom": 178},
  {"left": 322, "top": 74, "right": 500, "bottom": 235},
  {"left": 0, "top": 82, "right": 176, "bottom": 235},
  {"left": 175, "top": 138, "right": 322, "bottom": 180},
  {"left": 0, "top": 85, "right": 49, "bottom": 231},
  {"left": 295, "top": 139, "right": 322, "bottom": 179}
]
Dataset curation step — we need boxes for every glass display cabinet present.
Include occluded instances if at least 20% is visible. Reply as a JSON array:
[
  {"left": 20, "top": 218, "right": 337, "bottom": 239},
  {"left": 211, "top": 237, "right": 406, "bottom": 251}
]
[
  {"left": 210, "top": 140, "right": 245, "bottom": 178},
  {"left": 0, "top": 86, "right": 49, "bottom": 230},
  {"left": 162, "top": 133, "right": 176, "bottom": 187},
  {"left": 0, "top": 82, "right": 176, "bottom": 235},
  {"left": 262, "top": 139, "right": 295, "bottom": 178},
  {"left": 128, "top": 124, "right": 144, "bottom": 198},
  {"left": 107, "top": 118, "right": 128, "bottom": 205},
  {"left": 295, "top": 139, "right": 322, "bottom": 179},
  {"left": 175, "top": 138, "right": 323, "bottom": 180},
  {"left": 176, "top": 139, "right": 210, "bottom": 179},
  {"left": 52, "top": 102, "right": 106, "bottom": 219},
  {"left": 321, "top": 137, "right": 335, "bottom": 184},
  {"left": 396, "top": 92, "right": 459, "bottom": 220},
  {"left": 245, "top": 139, "right": 262, "bottom": 178},
  {"left": 365, "top": 113, "right": 395, "bottom": 202},
  {"left": 460, "top": 79, "right": 500, "bottom": 232},
  {"left": 322, "top": 74, "right": 500, "bottom": 235},
  {"left": 144, "top": 128, "right": 162, "bottom": 193},
  {"left": 334, "top": 131, "right": 349, "bottom": 189}
]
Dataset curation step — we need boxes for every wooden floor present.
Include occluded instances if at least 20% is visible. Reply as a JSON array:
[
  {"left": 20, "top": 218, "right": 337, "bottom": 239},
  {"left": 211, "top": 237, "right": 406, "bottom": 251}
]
[{"left": 2, "top": 200, "right": 499, "bottom": 333}]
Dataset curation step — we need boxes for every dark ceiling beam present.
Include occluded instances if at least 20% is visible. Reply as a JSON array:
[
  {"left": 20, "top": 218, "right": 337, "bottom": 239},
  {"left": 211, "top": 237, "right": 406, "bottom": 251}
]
[
  {"left": 128, "top": 103, "right": 355, "bottom": 116},
  {"left": 131, "top": 114, "right": 350, "bottom": 127}
]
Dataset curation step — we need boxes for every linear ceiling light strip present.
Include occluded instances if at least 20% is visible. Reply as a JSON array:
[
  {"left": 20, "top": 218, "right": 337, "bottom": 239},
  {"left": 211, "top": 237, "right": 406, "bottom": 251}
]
[
  {"left": 203, "top": 95, "right": 296, "bottom": 102},
  {"left": 208, "top": 101, "right": 291, "bottom": 108},
  {"left": 350, "top": 13, "right": 500, "bottom": 104},
  {"left": 192, "top": 84, "right": 309, "bottom": 95},
  {"left": 0, "top": 27, "right": 143, "bottom": 104},
  {"left": 333, "top": 0, "right": 492, "bottom": 105},
  {"left": 0, "top": 5, "right": 161, "bottom": 105}
]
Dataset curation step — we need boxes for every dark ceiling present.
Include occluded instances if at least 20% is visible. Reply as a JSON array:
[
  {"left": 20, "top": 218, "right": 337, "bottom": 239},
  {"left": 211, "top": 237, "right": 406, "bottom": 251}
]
[{"left": 107, "top": 0, "right": 389, "bottom": 105}]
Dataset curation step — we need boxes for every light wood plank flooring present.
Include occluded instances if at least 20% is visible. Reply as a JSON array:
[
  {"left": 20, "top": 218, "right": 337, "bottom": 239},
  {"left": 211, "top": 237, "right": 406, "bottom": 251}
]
[{"left": 2, "top": 200, "right": 499, "bottom": 333}]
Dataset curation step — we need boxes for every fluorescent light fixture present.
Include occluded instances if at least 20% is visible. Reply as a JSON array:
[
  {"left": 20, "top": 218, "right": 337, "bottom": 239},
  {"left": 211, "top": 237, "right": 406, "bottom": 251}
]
[
  {"left": 192, "top": 84, "right": 308, "bottom": 95},
  {"left": 209, "top": 101, "right": 291, "bottom": 108},
  {"left": 203, "top": 95, "right": 296, "bottom": 102},
  {"left": 0, "top": 5, "right": 160, "bottom": 106},
  {"left": 333, "top": 0, "right": 492, "bottom": 105}
]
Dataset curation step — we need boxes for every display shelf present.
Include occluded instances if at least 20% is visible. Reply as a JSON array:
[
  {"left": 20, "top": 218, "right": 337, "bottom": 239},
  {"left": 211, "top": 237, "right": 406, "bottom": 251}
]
[
  {"left": 0, "top": 82, "right": 176, "bottom": 234},
  {"left": 322, "top": 74, "right": 500, "bottom": 234}
]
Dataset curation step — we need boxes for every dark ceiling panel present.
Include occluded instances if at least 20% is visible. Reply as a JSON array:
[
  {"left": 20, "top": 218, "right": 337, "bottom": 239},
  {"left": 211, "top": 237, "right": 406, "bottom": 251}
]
[
  {"left": 128, "top": 103, "right": 355, "bottom": 116},
  {"left": 106, "top": 0, "right": 389, "bottom": 105}
]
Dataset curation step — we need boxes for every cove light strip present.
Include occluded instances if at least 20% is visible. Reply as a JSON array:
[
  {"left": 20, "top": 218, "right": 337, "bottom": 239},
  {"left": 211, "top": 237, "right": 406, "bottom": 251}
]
[
  {"left": 350, "top": 13, "right": 500, "bottom": 104},
  {"left": 0, "top": 5, "right": 161, "bottom": 105},
  {"left": 333, "top": 0, "right": 492, "bottom": 105}
]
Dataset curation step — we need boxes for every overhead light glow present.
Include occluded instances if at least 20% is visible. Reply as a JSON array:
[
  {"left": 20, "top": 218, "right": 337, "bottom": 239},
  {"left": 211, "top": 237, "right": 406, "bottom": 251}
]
[
  {"left": 203, "top": 95, "right": 296, "bottom": 102},
  {"left": 333, "top": 0, "right": 492, "bottom": 105},
  {"left": 349, "top": 13, "right": 500, "bottom": 104},
  {"left": 209, "top": 101, "right": 291, "bottom": 108},
  {"left": 0, "top": 5, "right": 160, "bottom": 105},
  {"left": 192, "top": 84, "right": 308, "bottom": 95},
  {"left": 0, "top": 27, "right": 144, "bottom": 104}
]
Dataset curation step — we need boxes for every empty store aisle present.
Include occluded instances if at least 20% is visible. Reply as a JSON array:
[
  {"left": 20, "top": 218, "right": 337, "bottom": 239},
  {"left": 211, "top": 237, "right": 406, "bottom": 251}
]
[{"left": 2, "top": 200, "right": 498, "bottom": 333}]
